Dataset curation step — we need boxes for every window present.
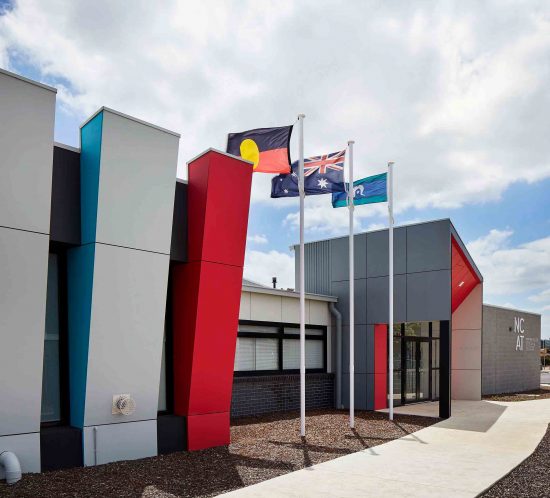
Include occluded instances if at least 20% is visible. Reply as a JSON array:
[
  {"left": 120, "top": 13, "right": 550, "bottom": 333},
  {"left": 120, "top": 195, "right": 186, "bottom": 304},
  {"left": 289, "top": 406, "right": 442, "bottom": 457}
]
[
  {"left": 234, "top": 322, "right": 327, "bottom": 375},
  {"left": 41, "top": 251, "right": 68, "bottom": 424}
]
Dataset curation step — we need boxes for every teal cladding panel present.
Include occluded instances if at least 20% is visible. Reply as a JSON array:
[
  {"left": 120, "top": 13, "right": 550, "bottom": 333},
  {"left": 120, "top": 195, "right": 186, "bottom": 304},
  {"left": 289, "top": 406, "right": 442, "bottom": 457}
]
[
  {"left": 67, "top": 244, "right": 95, "bottom": 428},
  {"left": 80, "top": 112, "right": 103, "bottom": 244}
]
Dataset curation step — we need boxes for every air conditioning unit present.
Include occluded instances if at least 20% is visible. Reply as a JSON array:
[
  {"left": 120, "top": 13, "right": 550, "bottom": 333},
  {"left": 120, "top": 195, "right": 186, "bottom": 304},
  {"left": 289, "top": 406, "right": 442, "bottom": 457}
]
[{"left": 112, "top": 394, "right": 136, "bottom": 416}]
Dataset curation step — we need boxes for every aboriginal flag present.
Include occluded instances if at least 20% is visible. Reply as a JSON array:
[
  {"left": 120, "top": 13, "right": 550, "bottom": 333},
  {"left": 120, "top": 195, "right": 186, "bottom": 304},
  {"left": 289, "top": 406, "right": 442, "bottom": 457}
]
[{"left": 226, "top": 125, "right": 293, "bottom": 174}]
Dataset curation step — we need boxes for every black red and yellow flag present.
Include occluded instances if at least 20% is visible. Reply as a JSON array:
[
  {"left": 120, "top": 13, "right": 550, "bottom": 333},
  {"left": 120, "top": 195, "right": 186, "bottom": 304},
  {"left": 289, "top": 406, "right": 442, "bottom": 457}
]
[{"left": 226, "top": 125, "right": 293, "bottom": 174}]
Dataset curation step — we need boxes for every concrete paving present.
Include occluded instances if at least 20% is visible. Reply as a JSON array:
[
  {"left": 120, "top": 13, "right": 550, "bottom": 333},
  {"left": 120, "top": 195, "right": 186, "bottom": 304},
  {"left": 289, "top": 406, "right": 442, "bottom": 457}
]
[{"left": 219, "top": 399, "right": 550, "bottom": 498}]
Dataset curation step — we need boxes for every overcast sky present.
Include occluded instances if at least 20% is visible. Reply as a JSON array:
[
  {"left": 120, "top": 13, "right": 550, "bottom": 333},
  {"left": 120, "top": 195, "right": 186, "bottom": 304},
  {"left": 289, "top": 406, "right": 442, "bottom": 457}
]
[{"left": 1, "top": 0, "right": 549, "bottom": 337}]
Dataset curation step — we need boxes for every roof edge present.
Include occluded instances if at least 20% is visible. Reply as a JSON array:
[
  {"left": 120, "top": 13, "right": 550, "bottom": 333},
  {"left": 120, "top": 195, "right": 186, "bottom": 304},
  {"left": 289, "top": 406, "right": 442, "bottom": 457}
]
[
  {"left": 0, "top": 67, "right": 57, "bottom": 93},
  {"left": 242, "top": 284, "right": 337, "bottom": 302}
]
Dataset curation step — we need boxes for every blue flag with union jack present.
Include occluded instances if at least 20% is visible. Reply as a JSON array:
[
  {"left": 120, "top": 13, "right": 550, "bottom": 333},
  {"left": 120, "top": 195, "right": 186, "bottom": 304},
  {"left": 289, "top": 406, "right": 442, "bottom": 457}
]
[{"left": 271, "top": 150, "right": 346, "bottom": 197}]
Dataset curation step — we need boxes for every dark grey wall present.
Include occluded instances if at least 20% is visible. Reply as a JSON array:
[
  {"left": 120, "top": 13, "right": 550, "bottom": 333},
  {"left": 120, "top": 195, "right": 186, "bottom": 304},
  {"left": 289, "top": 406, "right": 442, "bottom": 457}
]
[
  {"left": 231, "top": 373, "right": 334, "bottom": 418},
  {"left": 170, "top": 180, "right": 188, "bottom": 262},
  {"left": 299, "top": 219, "right": 453, "bottom": 410},
  {"left": 50, "top": 146, "right": 81, "bottom": 245}
]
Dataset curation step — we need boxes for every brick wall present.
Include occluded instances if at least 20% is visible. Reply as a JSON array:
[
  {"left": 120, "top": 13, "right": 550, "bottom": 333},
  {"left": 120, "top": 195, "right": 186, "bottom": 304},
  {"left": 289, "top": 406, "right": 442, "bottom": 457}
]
[{"left": 231, "top": 373, "right": 335, "bottom": 418}]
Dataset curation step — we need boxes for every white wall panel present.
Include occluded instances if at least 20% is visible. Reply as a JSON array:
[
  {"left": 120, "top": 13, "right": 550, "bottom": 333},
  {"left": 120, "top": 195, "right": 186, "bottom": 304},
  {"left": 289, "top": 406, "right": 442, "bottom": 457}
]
[
  {"left": 0, "top": 69, "right": 55, "bottom": 234},
  {"left": 0, "top": 227, "right": 49, "bottom": 436},
  {"left": 95, "top": 109, "right": 179, "bottom": 254},
  {"left": 451, "top": 283, "right": 482, "bottom": 401},
  {"left": 250, "top": 293, "right": 283, "bottom": 322},
  {"left": 84, "top": 244, "right": 169, "bottom": 426},
  {"left": 309, "top": 300, "right": 329, "bottom": 326},
  {"left": 83, "top": 420, "right": 157, "bottom": 466},
  {"left": 0, "top": 433, "right": 41, "bottom": 476},
  {"left": 239, "top": 292, "right": 251, "bottom": 320}
]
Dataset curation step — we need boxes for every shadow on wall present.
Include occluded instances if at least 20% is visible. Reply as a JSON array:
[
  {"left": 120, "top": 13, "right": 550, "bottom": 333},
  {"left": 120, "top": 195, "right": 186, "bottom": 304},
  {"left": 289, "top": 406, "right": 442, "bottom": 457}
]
[{"left": 435, "top": 401, "right": 507, "bottom": 433}]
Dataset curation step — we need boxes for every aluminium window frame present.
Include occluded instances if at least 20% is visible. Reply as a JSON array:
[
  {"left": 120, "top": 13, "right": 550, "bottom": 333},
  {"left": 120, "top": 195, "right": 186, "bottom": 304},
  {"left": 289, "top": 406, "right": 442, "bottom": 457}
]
[{"left": 235, "top": 319, "right": 327, "bottom": 377}]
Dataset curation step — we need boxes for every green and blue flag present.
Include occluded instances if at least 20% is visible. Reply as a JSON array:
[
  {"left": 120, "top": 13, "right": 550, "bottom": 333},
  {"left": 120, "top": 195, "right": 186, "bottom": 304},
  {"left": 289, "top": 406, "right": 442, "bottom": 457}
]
[{"left": 332, "top": 172, "right": 387, "bottom": 208}]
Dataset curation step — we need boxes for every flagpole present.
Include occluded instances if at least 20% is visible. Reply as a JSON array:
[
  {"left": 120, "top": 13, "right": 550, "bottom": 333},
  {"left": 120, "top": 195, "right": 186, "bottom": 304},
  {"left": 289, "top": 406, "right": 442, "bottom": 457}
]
[
  {"left": 388, "top": 161, "right": 395, "bottom": 421},
  {"left": 348, "top": 140, "right": 355, "bottom": 429},
  {"left": 298, "top": 113, "right": 306, "bottom": 437}
]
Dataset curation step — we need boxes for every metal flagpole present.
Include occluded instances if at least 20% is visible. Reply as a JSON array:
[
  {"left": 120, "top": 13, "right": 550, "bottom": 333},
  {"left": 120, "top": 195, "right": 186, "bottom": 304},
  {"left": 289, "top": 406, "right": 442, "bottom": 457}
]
[
  {"left": 388, "top": 161, "right": 395, "bottom": 421},
  {"left": 348, "top": 140, "right": 355, "bottom": 429},
  {"left": 298, "top": 113, "right": 306, "bottom": 437}
]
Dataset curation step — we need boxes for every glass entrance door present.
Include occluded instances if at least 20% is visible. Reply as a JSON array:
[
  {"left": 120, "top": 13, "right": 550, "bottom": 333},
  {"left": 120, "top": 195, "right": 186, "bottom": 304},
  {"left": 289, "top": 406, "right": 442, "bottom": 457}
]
[
  {"left": 403, "top": 337, "right": 430, "bottom": 404},
  {"left": 404, "top": 340, "right": 417, "bottom": 402}
]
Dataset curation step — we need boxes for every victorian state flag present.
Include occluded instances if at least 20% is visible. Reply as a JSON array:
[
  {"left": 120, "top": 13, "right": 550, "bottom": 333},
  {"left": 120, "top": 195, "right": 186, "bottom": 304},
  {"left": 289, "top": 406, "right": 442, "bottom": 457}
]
[
  {"left": 271, "top": 150, "right": 346, "bottom": 198},
  {"left": 227, "top": 125, "right": 293, "bottom": 174}
]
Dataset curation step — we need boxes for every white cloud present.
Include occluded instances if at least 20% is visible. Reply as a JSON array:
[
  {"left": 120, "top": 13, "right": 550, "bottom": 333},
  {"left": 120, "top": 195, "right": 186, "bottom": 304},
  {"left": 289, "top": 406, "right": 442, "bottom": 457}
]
[
  {"left": 247, "top": 234, "right": 268, "bottom": 245},
  {"left": 467, "top": 229, "right": 550, "bottom": 337},
  {"left": 244, "top": 249, "right": 294, "bottom": 289},
  {"left": 1, "top": 1, "right": 550, "bottom": 212}
]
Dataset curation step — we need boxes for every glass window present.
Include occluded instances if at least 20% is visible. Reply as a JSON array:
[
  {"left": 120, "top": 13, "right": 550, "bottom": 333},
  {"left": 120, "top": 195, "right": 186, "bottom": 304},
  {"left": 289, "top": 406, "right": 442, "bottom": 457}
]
[
  {"left": 282, "top": 339, "right": 323, "bottom": 369},
  {"left": 432, "top": 339, "right": 440, "bottom": 368},
  {"left": 41, "top": 254, "right": 61, "bottom": 423},
  {"left": 393, "top": 324, "right": 402, "bottom": 336},
  {"left": 284, "top": 327, "right": 324, "bottom": 336},
  {"left": 404, "top": 322, "right": 429, "bottom": 337},
  {"left": 239, "top": 324, "right": 278, "bottom": 334},
  {"left": 234, "top": 337, "right": 278, "bottom": 371},
  {"left": 431, "top": 321, "right": 440, "bottom": 338}
]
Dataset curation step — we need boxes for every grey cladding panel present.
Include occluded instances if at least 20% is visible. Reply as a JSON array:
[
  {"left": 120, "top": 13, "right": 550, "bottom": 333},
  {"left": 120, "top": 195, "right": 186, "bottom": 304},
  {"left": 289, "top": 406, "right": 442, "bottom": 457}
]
[
  {"left": 406, "top": 220, "right": 451, "bottom": 273},
  {"left": 50, "top": 146, "right": 81, "bottom": 245},
  {"left": 366, "top": 227, "right": 406, "bottom": 277},
  {"left": 342, "top": 324, "right": 368, "bottom": 374},
  {"left": 406, "top": 270, "right": 451, "bottom": 322},
  {"left": 366, "top": 324, "right": 375, "bottom": 374},
  {"left": 366, "top": 274, "right": 406, "bottom": 325},
  {"left": 330, "top": 237, "right": 348, "bottom": 282},
  {"left": 331, "top": 278, "right": 367, "bottom": 326},
  {"left": 342, "top": 373, "right": 368, "bottom": 410},
  {"left": 170, "top": 182, "right": 188, "bottom": 262},
  {"left": 305, "top": 240, "right": 331, "bottom": 295}
]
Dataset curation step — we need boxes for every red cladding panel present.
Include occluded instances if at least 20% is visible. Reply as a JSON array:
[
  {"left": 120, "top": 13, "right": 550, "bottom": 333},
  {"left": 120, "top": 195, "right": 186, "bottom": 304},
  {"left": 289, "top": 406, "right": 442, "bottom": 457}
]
[
  {"left": 188, "top": 150, "right": 253, "bottom": 266},
  {"left": 172, "top": 149, "right": 253, "bottom": 451},
  {"left": 451, "top": 236, "right": 481, "bottom": 313},
  {"left": 374, "top": 324, "right": 388, "bottom": 410},
  {"left": 187, "top": 412, "right": 230, "bottom": 451}
]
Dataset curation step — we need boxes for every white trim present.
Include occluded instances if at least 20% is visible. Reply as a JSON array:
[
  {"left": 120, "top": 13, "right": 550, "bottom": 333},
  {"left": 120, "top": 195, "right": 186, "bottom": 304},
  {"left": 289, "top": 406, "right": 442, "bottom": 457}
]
[
  {"left": 80, "top": 107, "right": 181, "bottom": 137},
  {"left": 483, "top": 303, "right": 541, "bottom": 317},
  {"left": 241, "top": 284, "right": 337, "bottom": 302},
  {"left": 54, "top": 141, "right": 80, "bottom": 153},
  {"left": 0, "top": 68, "right": 57, "bottom": 93},
  {"left": 186, "top": 148, "right": 254, "bottom": 166}
]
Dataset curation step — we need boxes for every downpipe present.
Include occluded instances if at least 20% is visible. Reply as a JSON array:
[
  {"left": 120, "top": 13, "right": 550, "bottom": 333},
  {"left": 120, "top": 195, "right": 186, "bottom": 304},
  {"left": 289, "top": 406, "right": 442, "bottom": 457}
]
[
  {"left": 329, "top": 302, "right": 343, "bottom": 409},
  {"left": 0, "top": 451, "right": 22, "bottom": 485}
]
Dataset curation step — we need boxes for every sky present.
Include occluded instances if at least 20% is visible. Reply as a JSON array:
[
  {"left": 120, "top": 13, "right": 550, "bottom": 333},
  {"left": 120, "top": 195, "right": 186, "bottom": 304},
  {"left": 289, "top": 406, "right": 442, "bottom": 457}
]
[{"left": 1, "top": 0, "right": 549, "bottom": 338}]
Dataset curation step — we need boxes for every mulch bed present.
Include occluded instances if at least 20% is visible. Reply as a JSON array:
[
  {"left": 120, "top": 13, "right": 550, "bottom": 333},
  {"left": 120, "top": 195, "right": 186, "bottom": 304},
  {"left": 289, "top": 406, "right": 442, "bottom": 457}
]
[
  {"left": 0, "top": 409, "right": 437, "bottom": 498},
  {"left": 482, "top": 423, "right": 550, "bottom": 497},
  {"left": 483, "top": 385, "right": 550, "bottom": 402}
]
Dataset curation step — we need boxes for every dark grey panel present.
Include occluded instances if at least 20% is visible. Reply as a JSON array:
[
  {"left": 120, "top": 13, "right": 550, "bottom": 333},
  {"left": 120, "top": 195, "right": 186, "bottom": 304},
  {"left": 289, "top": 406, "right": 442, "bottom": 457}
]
[
  {"left": 342, "top": 373, "right": 368, "bottom": 410},
  {"left": 366, "top": 324, "right": 375, "bottom": 374},
  {"left": 169, "top": 181, "right": 187, "bottom": 262},
  {"left": 355, "top": 233, "right": 367, "bottom": 279},
  {"left": 50, "top": 146, "right": 81, "bottom": 245},
  {"left": 366, "top": 274, "right": 407, "bottom": 324},
  {"left": 330, "top": 236, "right": 348, "bottom": 282},
  {"left": 40, "top": 426, "right": 83, "bottom": 471},
  {"left": 366, "top": 227, "right": 406, "bottom": 277},
  {"left": 366, "top": 373, "right": 374, "bottom": 410},
  {"left": 406, "top": 270, "right": 451, "bottom": 322},
  {"left": 342, "top": 324, "right": 368, "bottom": 374},
  {"left": 406, "top": 220, "right": 451, "bottom": 273},
  {"left": 331, "top": 278, "right": 367, "bottom": 326},
  {"left": 157, "top": 414, "right": 186, "bottom": 454}
]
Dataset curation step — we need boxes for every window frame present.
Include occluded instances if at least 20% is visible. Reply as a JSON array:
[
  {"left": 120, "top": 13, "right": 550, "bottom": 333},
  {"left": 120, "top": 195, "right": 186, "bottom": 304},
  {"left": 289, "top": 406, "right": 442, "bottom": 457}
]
[
  {"left": 41, "top": 244, "right": 70, "bottom": 428},
  {"left": 235, "top": 320, "right": 327, "bottom": 377}
]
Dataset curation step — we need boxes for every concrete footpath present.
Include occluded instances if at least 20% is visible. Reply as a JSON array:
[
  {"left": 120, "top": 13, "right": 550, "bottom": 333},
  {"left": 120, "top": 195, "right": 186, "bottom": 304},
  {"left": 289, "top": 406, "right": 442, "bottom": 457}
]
[{"left": 219, "top": 399, "right": 550, "bottom": 498}]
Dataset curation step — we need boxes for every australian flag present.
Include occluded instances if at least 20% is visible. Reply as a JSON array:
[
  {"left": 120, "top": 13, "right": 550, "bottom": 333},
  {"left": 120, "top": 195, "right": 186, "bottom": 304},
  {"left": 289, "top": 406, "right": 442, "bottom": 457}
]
[{"left": 271, "top": 150, "right": 346, "bottom": 198}]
